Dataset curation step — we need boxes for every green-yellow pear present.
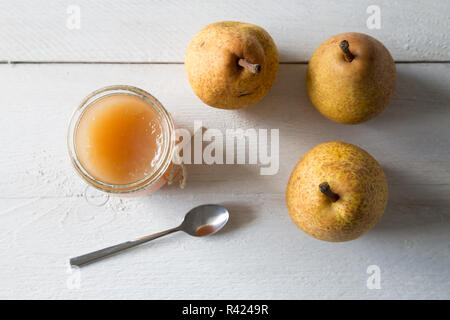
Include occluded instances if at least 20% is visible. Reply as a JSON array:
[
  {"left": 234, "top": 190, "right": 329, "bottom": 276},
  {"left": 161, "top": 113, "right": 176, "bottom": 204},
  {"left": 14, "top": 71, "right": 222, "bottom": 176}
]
[
  {"left": 185, "top": 21, "right": 279, "bottom": 109},
  {"left": 286, "top": 141, "right": 388, "bottom": 242},
  {"left": 306, "top": 32, "right": 396, "bottom": 124}
]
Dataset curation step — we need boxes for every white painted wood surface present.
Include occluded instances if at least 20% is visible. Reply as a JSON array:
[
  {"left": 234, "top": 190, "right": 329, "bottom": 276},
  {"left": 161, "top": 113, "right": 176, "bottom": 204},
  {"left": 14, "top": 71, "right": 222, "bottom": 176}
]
[
  {"left": 1, "top": 0, "right": 449, "bottom": 62},
  {"left": 0, "top": 1, "right": 449, "bottom": 299}
]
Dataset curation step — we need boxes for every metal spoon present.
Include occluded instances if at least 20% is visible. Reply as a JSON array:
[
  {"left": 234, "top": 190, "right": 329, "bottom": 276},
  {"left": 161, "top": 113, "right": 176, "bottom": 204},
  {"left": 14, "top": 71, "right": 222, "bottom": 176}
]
[{"left": 70, "top": 204, "right": 229, "bottom": 267}]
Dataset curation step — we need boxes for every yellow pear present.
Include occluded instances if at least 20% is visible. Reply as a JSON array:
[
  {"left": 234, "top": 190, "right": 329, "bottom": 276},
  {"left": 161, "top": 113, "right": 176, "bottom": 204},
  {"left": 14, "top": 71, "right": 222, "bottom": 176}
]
[
  {"left": 306, "top": 33, "right": 396, "bottom": 124},
  {"left": 185, "top": 21, "right": 279, "bottom": 109},
  {"left": 286, "top": 141, "right": 388, "bottom": 242}
]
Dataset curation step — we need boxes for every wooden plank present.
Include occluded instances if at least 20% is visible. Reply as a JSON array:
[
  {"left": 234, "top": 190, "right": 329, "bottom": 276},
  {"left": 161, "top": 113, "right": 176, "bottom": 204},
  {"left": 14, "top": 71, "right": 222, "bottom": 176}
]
[
  {"left": 1, "top": 193, "right": 449, "bottom": 299},
  {"left": 0, "top": 0, "right": 449, "bottom": 62},
  {"left": 0, "top": 63, "right": 449, "bottom": 198}
]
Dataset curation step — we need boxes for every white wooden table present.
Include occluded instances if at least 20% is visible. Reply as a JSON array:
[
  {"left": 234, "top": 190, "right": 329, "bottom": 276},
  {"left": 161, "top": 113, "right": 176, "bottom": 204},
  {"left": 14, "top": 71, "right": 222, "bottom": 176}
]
[{"left": 1, "top": 0, "right": 449, "bottom": 299}]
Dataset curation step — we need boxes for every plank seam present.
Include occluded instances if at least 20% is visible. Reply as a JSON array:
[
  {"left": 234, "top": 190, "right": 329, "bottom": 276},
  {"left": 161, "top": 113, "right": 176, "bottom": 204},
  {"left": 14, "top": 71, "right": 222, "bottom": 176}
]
[{"left": 1, "top": 61, "right": 450, "bottom": 65}]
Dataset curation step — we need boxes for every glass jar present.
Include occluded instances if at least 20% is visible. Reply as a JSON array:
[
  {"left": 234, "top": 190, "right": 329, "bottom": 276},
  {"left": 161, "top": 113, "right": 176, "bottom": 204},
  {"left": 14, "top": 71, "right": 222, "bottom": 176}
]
[{"left": 67, "top": 85, "right": 175, "bottom": 195}]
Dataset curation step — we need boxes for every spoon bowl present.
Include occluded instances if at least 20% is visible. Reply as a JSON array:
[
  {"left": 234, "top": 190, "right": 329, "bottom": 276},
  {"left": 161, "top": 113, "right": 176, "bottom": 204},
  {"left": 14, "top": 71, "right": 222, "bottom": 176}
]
[{"left": 181, "top": 204, "right": 229, "bottom": 237}]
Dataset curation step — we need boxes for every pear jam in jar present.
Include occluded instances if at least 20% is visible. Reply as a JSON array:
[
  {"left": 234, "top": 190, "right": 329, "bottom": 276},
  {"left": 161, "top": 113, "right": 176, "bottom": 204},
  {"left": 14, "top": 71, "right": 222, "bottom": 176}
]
[{"left": 68, "top": 86, "right": 175, "bottom": 195}]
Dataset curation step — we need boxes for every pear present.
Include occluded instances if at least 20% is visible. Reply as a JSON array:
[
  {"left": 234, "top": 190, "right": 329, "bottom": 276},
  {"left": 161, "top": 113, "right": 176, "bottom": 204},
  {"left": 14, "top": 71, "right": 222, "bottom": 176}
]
[
  {"left": 286, "top": 141, "right": 388, "bottom": 242},
  {"left": 185, "top": 21, "right": 279, "bottom": 109},
  {"left": 306, "top": 33, "right": 396, "bottom": 124}
]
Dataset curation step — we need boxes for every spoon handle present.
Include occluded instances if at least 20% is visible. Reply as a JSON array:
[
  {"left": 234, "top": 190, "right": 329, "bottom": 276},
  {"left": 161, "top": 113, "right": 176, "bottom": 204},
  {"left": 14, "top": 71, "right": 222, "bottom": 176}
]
[{"left": 70, "top": 227, "right": 181, "bottom": 267}]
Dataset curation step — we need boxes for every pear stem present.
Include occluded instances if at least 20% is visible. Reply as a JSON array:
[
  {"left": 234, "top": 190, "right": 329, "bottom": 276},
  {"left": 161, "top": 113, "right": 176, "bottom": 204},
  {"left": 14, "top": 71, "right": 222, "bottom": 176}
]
[
  {"left": 238, "top": 58, "right": 261, "bottom": 74},
  {"left": 319, "top": 182, "right": 339, "bottom": 202},
  {"left": 339, "top": 40, "right": 355, "bottom": 62}
]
